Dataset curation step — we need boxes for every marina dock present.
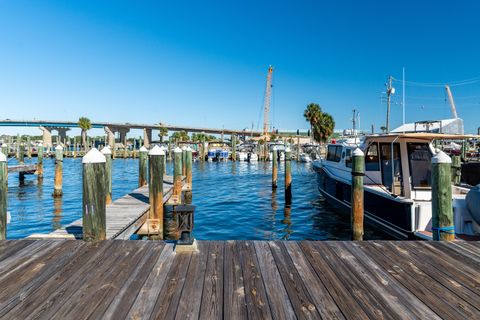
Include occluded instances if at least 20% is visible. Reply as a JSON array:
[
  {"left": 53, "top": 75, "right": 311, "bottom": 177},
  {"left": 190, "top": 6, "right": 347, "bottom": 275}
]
[
  {"left": 0, "top": 240, "right": 478, "bottom": 319},
  {"left": 28, "top": 176, "right": 183, "bottom": 240}
]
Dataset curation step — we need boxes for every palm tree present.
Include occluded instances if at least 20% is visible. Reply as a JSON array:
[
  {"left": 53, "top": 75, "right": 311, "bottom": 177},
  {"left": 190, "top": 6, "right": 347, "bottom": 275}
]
[
  {"left": 158, "top": 126, "right": 168, "bottom": 143},
  {"left": 78, "top": 117, "right": 92, "bottom": 149},
  {"left": 303, "top": 103, "right": 335, "bottom": 143}
]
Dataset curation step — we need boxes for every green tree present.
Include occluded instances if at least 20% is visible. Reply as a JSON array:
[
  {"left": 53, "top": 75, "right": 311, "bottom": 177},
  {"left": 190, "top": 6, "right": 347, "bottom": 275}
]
[
  {"left": 303, "top": 103, "right": 335, "bottom": 143},
  {"left": 380, "top": 126, "right": 387, "bottom": 133},
  {"left": 158, "top": 126, "right": 168, "bottom": 143},
  {"left": 78, "top": 117, "right": 92, "bottom": 148}
]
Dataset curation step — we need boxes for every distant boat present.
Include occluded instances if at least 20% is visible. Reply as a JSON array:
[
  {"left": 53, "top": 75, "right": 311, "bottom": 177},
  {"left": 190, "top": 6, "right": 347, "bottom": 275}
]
[
  {"left": 207, "top": 142, "right": 230, "bottom": 162},
  {"left": 237, "top": 142, "right": 258, "bottom": 162}
]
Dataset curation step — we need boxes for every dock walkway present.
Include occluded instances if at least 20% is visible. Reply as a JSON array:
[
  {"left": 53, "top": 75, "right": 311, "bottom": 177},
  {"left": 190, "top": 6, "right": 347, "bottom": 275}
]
[
  {"left": 0, "top": 240, "right": 478, "bottom": 319},
  {"left": 28, "top": 176, "right": 180, "bottom": 240},
  {"left": 7, "top": 164, "right": 37, "bottom": 174}
]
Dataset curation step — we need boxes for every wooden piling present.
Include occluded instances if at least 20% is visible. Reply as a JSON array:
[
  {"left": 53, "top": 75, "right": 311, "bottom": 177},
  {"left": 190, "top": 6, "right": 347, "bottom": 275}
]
[
  {"left": 1, "top": 144, "right": 7, "bottom": 158},
  {"left": 432, "top": 151, "right": 454, "bottom": 241},
  {"left": 73, "top": 137, "right": 77, "bottom": 158},
  {"left": 231, "top": 135, "right": 236, "bottom": 161},
  {"left": 272, "top": 146, "right": 278, "bottom": 189},
  {"left": 0, "top": 151, "right": 7, "bottom": 240},
  {"left": 285, "top": 147, "right": 292, "bottom": 203},
  {"left": 185, "top": 146, "right": 193, "bottom": 204},
  {"left": 139, "top": 146, "right": 148, "bottom": 187},
  {"left": 297, "top": 136, "right": 300, "bottom": 161},
  {"left": 37, "top": 143, "right": 44, "bottom": 182},
  {"left": 16, "top": 134, "right": 20, "bottom": 160},
  {"left": 173, "top": 147, "right": 182, "bottom": 201},
  {"left": 182, "top": 146, "right": 187, "bottom": 176},
  {"left": 82, "top": 148, "right": 107, "bottom": 241},
  {"left": 351, "top": 148, "right": 365, "bottom": 240},
  {"left": 148, "top": 145, "right": 165, "bottom": 238},
  {"left": 101, "top": 146, "right": 113, "bottom": 205},
  {"left": 18, "top": 143, "right": 25, "bottom": 164},
  {"left": 27, "top": 136, "right": 31, "bottom": 159},
  {"left": 451, "top": 155, "right": 461, "bottom": 185},
  {"left": 53, "top": 145, "right": 63, "bottom": 197}
]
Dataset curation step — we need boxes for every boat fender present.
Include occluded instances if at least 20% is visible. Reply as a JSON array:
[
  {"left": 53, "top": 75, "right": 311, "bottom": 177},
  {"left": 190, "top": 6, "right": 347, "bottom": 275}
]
[{"left": 466, "top": 184, "right": 480, "bottom": 225}]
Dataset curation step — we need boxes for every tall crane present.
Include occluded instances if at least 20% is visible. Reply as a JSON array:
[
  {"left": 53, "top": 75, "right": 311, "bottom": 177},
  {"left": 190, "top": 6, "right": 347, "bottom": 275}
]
[
  {"left": 263, "top": 65, "right": 274, "bottom": 136},
  {"left": 445, "top": 85, "right": 458, "bottom": 119}
]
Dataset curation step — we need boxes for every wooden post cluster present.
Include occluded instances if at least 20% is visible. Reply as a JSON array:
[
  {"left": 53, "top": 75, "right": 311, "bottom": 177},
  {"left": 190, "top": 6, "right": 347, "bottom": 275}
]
[
  {"left": 431, "top": 151, "right": 454, "bottom": 241},
  {"left": 82, "top": 148, "right": 107, "bottom": 241},
  {"left": 18, "top": 143, "right": 25, "bottom": 164},
  {"left": 148, "top": 145, "right": 165, "bottom": 238},
  {"left": 139, "top": 146, "right": 148, "bottom": 187},
  {"left": 272, "top": 146, "right": 278, "bottom": 189},
  {"left": 351, "top": 148, "right": 365, "bottom": 241},
  {"left": 173, "top": 147, "right": 183, "bottom": 203},
  {"left": 285, "top": 147, "right": 292, "bottom": 204},
  {"left": 53, "top": 145, "right": 63, "bottom": 197},
  {"left": 101, "top": 146, "right": 113, "bottom": 205},
  {"left": 451, "top": 155, "right": 461, "bottom": 185},
  {"left": 37, "top": 143, "right": 44, "bottom": 183},
  {"left": 0, "top": 150, "right": 7, "bottom": 240}
]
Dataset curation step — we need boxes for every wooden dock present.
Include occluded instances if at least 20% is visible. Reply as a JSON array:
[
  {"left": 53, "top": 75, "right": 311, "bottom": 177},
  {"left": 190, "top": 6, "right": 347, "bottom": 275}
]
[
  {"left": 0, "top": 240, "right": 478, "bottom": 319},
  {"left": 28, "top": 176, "right": 181, "bottom": 240},
  {"left": 7, "top": 164, "right": 37, "bottom": 174}
]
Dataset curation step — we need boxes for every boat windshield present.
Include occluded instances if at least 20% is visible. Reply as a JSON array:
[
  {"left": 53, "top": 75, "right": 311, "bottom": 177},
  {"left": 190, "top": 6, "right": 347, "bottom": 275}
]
[{"left": 407, "top": 143, "right": 432, "bottom": 188}]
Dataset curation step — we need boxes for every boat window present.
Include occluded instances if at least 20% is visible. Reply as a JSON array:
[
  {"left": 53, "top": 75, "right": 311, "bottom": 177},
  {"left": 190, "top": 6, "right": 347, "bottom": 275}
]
[
  {"left": 407, "top": 143, "right": 432, "bottom": 188},
  {"left": 380, "top": 143, "right": 402, "bottom": 192},
  {"left": 326, "top": 145, "right": 342, "bottom": 162},
  {"left": 345, "top": 149, "right": 352, "bottom": 168},
  {"left": 365, "top": 143, "right": 380, "bottom": 171}
]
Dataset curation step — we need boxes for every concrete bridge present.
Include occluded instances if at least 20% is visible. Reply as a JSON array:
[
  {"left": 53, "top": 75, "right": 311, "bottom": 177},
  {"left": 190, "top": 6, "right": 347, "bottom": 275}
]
[{"left": 0, "top": 119, "right": 262, "bottom": 148}]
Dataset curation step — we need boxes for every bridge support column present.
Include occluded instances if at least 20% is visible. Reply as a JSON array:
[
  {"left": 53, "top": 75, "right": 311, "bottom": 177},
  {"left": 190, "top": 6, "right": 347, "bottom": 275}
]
[
  {"left": 118, "top": 128, "right": 130, "bottom": 148},
  {"left": 40, "top": 126, "right": 53, "bottom": 150},
  {"left": 56, "top": 128, "right": 70, "bottom": 145},
  {"left": 104, "top": 127, "right": 115, "bottom": 148},
  {"left": 143, "top": 128, "right": 152, "bottom": 148}
]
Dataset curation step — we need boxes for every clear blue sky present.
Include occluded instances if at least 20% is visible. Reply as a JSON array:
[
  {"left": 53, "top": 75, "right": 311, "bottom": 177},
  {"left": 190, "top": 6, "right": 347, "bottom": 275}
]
[{"left": 1, "top": 0, "right": 480, "bottom": 136}]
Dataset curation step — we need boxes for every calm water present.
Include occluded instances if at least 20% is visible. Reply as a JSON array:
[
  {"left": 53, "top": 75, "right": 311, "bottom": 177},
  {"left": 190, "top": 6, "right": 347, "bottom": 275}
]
[{"left": 6, "top": 157, "right": 392, "bottom": 240}]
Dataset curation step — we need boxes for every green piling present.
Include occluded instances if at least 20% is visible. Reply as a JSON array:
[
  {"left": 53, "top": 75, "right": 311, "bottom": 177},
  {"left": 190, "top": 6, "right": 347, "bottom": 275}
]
[
  {"left": 0, "top": 151, "right": 7, "bottom": 240},
  {"left": 27, "top": 136, "right": 31, "bottom": 159},
  {"left": 232, "top": 135, "right": 236, "bottom": 161},
  {"left": 182, "top": 146, "right": 187, "bottom": 176},
  {"left": 351, "top": 148, "right": 365, "bottom": 241},
  {"left": 451, "top": 155, "right": 461, "bottom": 185},
  {"left": 37, "top": 143, "right": 44, "bottom": 183},
  {"left": 431, "top": 151, "right": 454, "bottom": 241},
  {"left": 82, "top": 148, "right": 107, "bottom": 241}
]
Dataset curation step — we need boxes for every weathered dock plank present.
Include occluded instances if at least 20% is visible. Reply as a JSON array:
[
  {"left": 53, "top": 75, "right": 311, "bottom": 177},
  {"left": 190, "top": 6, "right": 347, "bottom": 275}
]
[
  {"left": 7, "top": 164, "right": 37, "bottom": 173},
  {"left": 0, "top": 240, "right": 478, "bottom": 319}
]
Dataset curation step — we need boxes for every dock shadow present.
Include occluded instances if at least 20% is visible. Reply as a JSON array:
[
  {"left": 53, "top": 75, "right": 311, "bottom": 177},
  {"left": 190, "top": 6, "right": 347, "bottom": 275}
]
[
  {"left": 129, "top": 192, "right": 149, "bottom": 203},
  {"left": 65, "top": 226, "right": 83, "bottom": 239}
]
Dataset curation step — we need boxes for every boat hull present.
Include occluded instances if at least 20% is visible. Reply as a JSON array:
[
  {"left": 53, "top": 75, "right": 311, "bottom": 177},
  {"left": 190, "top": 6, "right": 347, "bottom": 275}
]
[{"left": 315, "top": 165, "right": 414, "bottom": 239}]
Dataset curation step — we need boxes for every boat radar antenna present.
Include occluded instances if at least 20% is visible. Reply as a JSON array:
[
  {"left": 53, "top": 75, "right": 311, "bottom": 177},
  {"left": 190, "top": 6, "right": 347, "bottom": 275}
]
[
  {"left": 445, "top": 85, "right": 459, "bottom": 119},
  {"left": 262, "top": 65, "right": 274, "bottom": 137}
]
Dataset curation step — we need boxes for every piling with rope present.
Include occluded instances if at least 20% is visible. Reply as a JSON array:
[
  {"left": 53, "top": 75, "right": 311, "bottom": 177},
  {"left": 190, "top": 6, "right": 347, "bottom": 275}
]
[{"left": 431, "top": 151, "right": 455, "bottom": 241}]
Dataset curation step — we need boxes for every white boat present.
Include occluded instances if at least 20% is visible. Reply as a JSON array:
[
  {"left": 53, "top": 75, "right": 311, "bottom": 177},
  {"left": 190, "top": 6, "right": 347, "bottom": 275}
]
[
  {"left": 313, "top": 132, "right": 480, "bottom": 240},
  {"left": 299, "top": 153, "right": 312, "bottom": 162},
  {"left": 237, "top": 142, "right": 259, "bottom": 162}
]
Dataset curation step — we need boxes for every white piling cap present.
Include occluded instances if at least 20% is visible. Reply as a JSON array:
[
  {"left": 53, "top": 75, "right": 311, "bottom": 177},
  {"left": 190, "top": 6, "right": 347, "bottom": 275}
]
[
  {"left": 139, "top": 146, "right": 148, "bottom": 152},
  {"left": 182, "top": 146, "right": 187, "bottom": 151},
  {"left": 149, "top": 145, "right": 165, "bottom": 156},
  {"left": 101, "top": 146, "right": 112, "bottom": 155},
  {"left": 38, "top": 142, "right": 43, "bottom": 146},
  {"left": 285, "top": 147, "right": 291, "bottom": 152},
  {"left": 174, "top": 147, "right": 182, "bottom": 153},
  {"left": 82, "top": 148, "right": 106, "bottom": 164},
  {"left": 353, "top": 148, "right": 364, "bottom": 156},
  {"left": 186, "top": 146, "right": 192, "bottom": 152},
  {"left": 272, "top": 146, "right": 278, "bottom": 151},
  {"left": 432, "top": 150, "right": 451, "bottom": 164},
  {"left": 55, "top": 145, "right": 63, "bottom": 151},
  {"left": 0, "top": 150, "right": 6, "bottom": 162}
]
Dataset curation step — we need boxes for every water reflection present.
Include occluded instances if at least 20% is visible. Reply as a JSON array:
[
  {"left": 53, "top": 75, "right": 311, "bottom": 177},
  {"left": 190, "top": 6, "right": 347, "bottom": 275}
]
[
  {"left": 282, "top": 205, "right": 292, "bottom": 240},
  {"left": 53, "top": 197, "right": 62, "bottom": 230}
]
